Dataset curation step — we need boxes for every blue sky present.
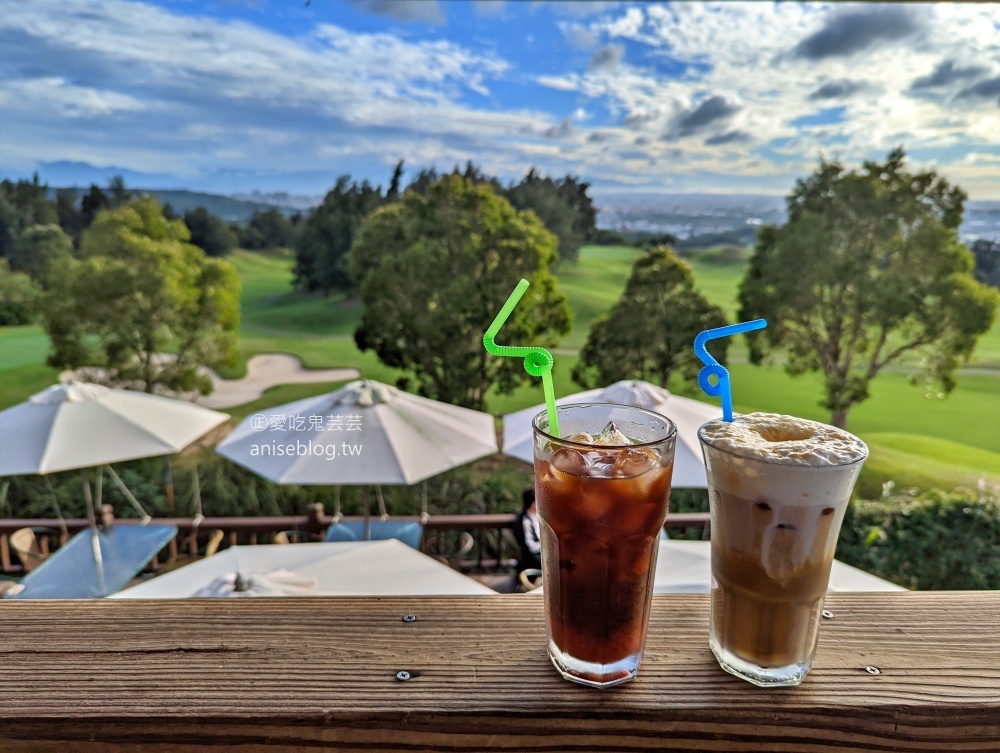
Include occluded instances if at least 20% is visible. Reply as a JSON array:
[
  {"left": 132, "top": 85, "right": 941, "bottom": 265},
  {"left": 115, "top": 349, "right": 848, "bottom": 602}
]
[{"left": 3, "top": 1, "right": 1000, "bottom": 198}]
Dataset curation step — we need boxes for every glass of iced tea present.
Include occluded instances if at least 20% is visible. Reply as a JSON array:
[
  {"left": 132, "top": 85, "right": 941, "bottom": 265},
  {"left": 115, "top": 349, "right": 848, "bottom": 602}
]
[{"left": 532, "top": 403, "right": 676, "bottom": 688}]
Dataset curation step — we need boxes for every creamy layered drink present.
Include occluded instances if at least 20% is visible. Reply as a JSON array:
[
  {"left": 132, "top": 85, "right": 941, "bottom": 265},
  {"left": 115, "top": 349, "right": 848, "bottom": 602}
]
[{"left": 698, "top": 412, "right": 868, "bottom": 687}]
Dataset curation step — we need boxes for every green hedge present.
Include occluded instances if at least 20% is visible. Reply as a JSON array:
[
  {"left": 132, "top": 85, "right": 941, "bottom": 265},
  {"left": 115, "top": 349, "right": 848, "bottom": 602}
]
[
  {"left": 838, "top": 489, "right": 1000, "bottom": 590},
  {"left": 0, "top": 450, "right": 532, "bottom": 521}
]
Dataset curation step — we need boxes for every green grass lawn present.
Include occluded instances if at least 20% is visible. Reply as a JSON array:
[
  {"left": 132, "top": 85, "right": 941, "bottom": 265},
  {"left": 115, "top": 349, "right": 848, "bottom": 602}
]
[
  {"left": 554, "top": 246, "right": 640, "bottom": 349},
  {"left": 0, "top": 325, "right": 53, "bottom": 370}
]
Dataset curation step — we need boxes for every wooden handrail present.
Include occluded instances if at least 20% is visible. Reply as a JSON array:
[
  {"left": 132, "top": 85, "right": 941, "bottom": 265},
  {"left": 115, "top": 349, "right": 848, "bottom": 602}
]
[
  {"left": 0, "top": 592, "right": 996, "bottom": 750},
  {"left": 0, "top": 509, "right": 710, "bottom": 535},
  {"left": 0, "top": 507, "right": 710, "bottom": 574}
]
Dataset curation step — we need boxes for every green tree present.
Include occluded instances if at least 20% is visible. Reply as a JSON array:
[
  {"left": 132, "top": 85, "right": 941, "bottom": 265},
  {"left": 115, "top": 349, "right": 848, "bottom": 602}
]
[
  {"left": 80, "top": 184, "right": 110, "bottom": 228},
  {"left": 0, "top": 259, "right": 40, "bottom": 325},
  {"left": 55, "top": 188, "right": 84, "bottom": 239},
  {"left": 183, "top": 206, "right": 237, "bottom": 257},
  {"left": 350, "top": 174, "right": 572, "bottom": 409},
  {"left": 504, "top": 169, "right": 596, "bottom": 264},
  {"left": 9, "top": 223, "right": 74, "bottom": 287},
  {"left": 293, "top": 176, "right": 385, "bottom": 294},
  {"left": 573, "top": 246, "right": 729, "bottom": 388},
  {"left": 971, "top": 239, "right": 1000, "bottom": 288},
  {"left": 240, "top": 208, "right": 294, "bottom": 250},
  {"left": 41, "top": 197, "right": 241, "bottom": 395},
  {"left": 0, "top": 175, "right": 59, "bottom": 257},
  {"left": 386, "top": 159, "right": 405, "bottom": 202},
  {"left": 738, "top": 149, "right": 1000, "bottom": 429}
]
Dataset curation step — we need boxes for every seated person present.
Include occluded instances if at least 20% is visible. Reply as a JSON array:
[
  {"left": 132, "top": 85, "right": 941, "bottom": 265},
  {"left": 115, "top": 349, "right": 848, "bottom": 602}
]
[{"left": 513, "top": 488, "right": 542, "bottom": 571}]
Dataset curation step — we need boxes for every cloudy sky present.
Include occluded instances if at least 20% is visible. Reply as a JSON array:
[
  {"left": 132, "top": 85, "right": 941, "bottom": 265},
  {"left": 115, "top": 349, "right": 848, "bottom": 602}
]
[{"left": 3, "top": 1, "right": 1000, "bottom": 198}]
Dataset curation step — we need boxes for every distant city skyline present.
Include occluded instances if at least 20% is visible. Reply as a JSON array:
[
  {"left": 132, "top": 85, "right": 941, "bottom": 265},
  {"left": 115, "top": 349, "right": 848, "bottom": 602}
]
[{"left": 3, "top": 1, "right": 1000, "bottom": 199}]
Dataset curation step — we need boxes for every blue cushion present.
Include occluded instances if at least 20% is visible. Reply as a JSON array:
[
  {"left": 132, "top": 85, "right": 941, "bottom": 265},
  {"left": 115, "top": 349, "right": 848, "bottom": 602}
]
[
  {"left": 323, "top": 523, "right": 360, "bottom": 543},
  {"left": 324, "top": 520, "right": 424, "bottom": 549}
]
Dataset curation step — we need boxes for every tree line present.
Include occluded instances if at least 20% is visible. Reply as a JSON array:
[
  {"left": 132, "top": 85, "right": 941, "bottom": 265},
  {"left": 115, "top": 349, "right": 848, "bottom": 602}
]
[
  {"left": 293, "top": 161, "right": 597, "bottom": 295},
  {"left": 1, "top": 148, "right": 996, "bottom": 429}
]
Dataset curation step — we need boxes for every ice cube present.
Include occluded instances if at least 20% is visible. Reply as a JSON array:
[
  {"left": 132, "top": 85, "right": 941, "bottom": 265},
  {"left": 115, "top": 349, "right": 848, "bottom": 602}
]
[
  {"left": 551, "top": 447, "right": 594, "bottom": 476},
  {"left": 611, "top": 447, "right": 657, "bottom": 478},
  {"left": 594, "top": 421, "right": 631, "bottom": 446},
  {"left": 565, "top": 431, "right": 595, "bottom": 445}
]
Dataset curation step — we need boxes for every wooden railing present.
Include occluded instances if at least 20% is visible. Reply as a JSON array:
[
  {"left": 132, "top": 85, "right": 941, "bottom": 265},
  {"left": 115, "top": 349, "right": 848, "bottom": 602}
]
[
  {"left": 1, "top": 592, "right": 997, "bottom": 750},
  {"left": 0, "top": 506, "right": 711, "bottom": 575}
]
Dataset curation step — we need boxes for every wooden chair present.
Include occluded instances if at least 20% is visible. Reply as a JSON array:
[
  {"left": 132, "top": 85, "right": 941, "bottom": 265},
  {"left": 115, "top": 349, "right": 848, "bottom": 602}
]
[
  {"left": 271, "top": 530, "right": 320, "bottom": 545},
  {"left": 517, "top": 568, "right": 543, "bottom": 592},
  {"left": 427, "top": 531, "right": 475, "bottom": 570},
  {"left": 9, "top": 527, "right": 59, "bottom": 573}
]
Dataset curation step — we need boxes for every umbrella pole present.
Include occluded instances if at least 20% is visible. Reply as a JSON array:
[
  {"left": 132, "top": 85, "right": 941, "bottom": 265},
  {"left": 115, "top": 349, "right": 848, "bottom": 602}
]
[
  {"left": 81, "top": 469, "right": 106, "bottom": 597},
  {"left": 363, "top": 487, "right": 371, "bottom": 541},
  {"left": 163, "top": 456, "right": 175, "bottom": 513}
]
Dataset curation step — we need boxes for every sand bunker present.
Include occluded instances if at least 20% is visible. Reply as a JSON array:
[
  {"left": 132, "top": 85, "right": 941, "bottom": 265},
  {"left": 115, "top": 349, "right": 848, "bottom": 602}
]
[{"left": 62, "top": 354, "right": 359, "bottom": 410}]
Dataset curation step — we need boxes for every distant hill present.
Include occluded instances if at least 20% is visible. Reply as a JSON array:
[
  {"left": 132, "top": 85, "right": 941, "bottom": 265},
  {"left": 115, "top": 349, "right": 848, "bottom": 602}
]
[{"left": 46, "top": 187, "right": 296, "bottom": 223}]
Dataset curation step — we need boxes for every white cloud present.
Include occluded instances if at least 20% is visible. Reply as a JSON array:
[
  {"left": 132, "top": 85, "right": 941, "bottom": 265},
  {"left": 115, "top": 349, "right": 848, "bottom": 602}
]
[
  {"left": 0, "top": 78, "right": 147, "bottom": 118},
  {"left": 5, "top": 0, "right": 1000, "bottom": 198},
  {"left": 0, "top": 0, "right": 567, "bottom": 188},
  {"left": 535, "top": 2, "right": 1000, "bottom": 196}
]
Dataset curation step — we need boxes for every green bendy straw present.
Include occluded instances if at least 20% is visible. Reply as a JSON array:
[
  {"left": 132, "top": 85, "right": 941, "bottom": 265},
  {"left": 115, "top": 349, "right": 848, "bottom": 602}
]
[{"left": 483, "top": 279, "right": 560, "bottom": 437}]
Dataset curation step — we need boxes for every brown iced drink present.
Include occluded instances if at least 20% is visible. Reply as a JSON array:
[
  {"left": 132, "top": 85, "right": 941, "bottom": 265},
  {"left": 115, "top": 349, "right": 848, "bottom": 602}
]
[
  {"left": 533, "top": 404, "right": 676, "bottom": 688},
  {"left": 699, "top": 412, "right": 867, "bottom": 686}
]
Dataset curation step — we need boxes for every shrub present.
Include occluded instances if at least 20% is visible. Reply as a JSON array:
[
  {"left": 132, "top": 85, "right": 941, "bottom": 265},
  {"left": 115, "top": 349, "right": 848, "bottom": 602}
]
[{"left": 837, "top": 489, "right": 1000, "bottom": 590}]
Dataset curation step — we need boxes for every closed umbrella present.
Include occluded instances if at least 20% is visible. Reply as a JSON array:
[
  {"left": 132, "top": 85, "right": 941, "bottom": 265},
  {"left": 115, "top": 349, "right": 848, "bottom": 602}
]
[{"left": 501, "top": 380, "right": 721, "bottom": 488}]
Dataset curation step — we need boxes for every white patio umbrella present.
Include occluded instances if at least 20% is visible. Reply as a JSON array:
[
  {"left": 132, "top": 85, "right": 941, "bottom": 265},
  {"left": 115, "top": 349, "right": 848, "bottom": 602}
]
[
  {"left": 501, "top": 379, "right": 722, "bottom": 488},
  {"left": 215, "top": 379, "right": 499, "bottom": 532},
  {"left": 216, "top": 379, "right": 498, "bottom": 485},
  {"left": 0, "top": 381, "right": 229, "bottom": 581},
  {"left": 112, "top": 540, "right": 497, "bottom": 598},
  {"left": 0, "top": 382, "right": 229, "bottom": 476}
]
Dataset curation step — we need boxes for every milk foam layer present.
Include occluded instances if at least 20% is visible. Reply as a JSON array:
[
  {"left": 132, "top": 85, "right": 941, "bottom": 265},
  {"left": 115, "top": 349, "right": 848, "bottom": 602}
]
[
  {"left": 699, "top": 413, "right": 868, "bottom": 505},
  {"left": 699, "top": 413, "right": 867, "bottom": 467}
]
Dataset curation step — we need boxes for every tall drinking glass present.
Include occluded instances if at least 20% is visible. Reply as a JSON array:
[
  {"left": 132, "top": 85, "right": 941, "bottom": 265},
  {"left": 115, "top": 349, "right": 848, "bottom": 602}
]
[
  {"left": 699, "top": 412, "right": 868, "bottom": 687},
  {"left": 532, "top": 403, "right": 676, "bottom": 688}
]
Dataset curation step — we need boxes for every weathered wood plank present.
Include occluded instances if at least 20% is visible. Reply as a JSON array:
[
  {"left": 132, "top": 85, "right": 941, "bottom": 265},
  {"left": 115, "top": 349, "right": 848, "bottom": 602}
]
[{"left": 0, "top": 592, "right": 997, "bottom": 751}]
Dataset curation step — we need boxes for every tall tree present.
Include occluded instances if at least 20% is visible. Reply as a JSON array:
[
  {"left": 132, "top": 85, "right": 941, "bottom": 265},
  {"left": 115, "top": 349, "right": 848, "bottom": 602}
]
[
  {"left": 41, "top": 197, "right": 240, "bottom": 395},
  {"left": 505, "top": 169, "right": 596, "bottom": 264},
  {"left": 738, "top": 149, "right": 999, "bottom": 428},
  {"left": 183, "top": 206, "right": 237, "bottom": 257},
  {"left": 55, "top": 188, "right": 84, "bottom": 238},
  {"left": 971, "top": 239, "right": 1000, "bottom": 288},
  {"left": 0, "top": 175, "right": 59, "bottom": 258},
  {"left": 350, "top": 174, "right": 572, "bottom": 409},
  {"left": 10, "top": 224, "right": 74, "bottom": 287},
  {"left": 573, "top": 246, "right": 729, "bottom": 389},
  {"left": 293, "top": 176, "right": 384, "bottom": 294},
  {"left": 387, "top": 160, "right": 405, "bottom": 202},
  {"left": 0, "top": 259, "right": 40, "bottom": 325},
  {"left": 80, "top": 184, "right": 110, "bottom": 228},
  {"left": 106, "top": 175, "right": 132, "bottom": 207},
  {"left": 240, "top": 208, "right": 294, "bottom": 250}
]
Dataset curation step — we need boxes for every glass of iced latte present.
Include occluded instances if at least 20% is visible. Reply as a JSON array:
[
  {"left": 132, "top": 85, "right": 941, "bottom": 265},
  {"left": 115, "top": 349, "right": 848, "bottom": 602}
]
[
  {"left": 699, "top": 412, "right": 868, "bottom": 687},
  {"left": 532, "top": 404, "right": 676, "bottom": 688}
]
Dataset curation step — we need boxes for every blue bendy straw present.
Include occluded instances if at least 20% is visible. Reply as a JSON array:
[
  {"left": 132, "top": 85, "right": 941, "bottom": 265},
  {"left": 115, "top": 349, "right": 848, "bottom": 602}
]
[
  {"left": 483, "top": 279, "right": 560, "bottom": 437},
  {"left": 694, "top": 320, "right": 768, "bottom": 422}
]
